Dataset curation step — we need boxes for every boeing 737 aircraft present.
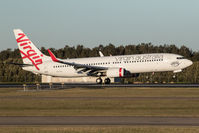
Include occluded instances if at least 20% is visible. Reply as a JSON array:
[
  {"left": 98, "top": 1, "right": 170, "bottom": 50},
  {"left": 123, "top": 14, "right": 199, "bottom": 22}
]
[{"left": 13, "top": 29, "right": 193, "bottom": 84}]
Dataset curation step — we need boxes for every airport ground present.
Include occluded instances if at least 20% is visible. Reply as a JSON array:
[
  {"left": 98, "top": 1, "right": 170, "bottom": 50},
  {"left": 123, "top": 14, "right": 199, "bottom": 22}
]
[
  {"left": 1, "top": 87, "right": 199, "bottom": 132},
  {"left": 1, "top": 126, "right": 199, "bottom": 133}
]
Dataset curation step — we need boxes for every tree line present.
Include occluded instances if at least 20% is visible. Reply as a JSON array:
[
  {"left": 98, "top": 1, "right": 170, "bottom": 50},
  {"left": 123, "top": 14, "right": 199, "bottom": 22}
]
[{"left": 0, "top": 43, "right": 199, "bottom": 83}]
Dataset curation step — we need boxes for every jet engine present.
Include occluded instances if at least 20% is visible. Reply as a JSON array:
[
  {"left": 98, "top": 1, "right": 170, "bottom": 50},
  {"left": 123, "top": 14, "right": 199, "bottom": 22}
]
[{"left": 106, "top": 68, "right": 126, "bottom": 78}]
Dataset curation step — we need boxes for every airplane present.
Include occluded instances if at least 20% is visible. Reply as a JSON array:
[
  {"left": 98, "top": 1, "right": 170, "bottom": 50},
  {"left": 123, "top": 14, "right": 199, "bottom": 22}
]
[{"left": 13, "top": 29, "right": 193, "bottom": 84}]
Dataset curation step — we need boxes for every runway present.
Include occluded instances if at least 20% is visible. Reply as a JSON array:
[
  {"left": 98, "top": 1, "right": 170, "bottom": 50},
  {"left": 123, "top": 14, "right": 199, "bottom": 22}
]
[
  {"left": 1, "top": 83, "right": 199, "bottom": 88},
  {"left": 1, "top": 116, "right": 199, "bottom": 126},
  {"left": 1, "top": 84, "right": 199, "bottom": 126},
  {"left": 1, "top": 96, "right": 199, "bottom": 100}
]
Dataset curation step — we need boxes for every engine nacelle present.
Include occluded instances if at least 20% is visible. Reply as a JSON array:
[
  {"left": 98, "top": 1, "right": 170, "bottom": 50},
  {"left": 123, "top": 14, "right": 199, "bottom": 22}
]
[{"left": 106, "top": 68, "right": 126, "bottom": 78}]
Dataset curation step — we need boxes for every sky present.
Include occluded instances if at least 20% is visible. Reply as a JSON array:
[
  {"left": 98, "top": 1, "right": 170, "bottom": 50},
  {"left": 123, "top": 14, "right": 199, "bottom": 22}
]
[{"left": 0, "top": 0, "right": 199, "bottom": 51}]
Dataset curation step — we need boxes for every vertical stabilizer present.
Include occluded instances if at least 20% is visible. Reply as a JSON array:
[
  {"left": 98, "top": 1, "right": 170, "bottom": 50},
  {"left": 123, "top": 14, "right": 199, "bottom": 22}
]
[{"left": 13, "top": 29, "right": 48, "bottom": 70}]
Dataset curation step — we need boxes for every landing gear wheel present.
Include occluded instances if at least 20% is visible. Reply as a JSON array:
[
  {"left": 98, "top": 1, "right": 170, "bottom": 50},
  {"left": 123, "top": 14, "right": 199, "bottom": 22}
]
[
  {"left": 104, "top": 78, "right": 111, "bottom": 84},
  {"left": 96, "top": 78, "right": 102, "bottom": 84}
]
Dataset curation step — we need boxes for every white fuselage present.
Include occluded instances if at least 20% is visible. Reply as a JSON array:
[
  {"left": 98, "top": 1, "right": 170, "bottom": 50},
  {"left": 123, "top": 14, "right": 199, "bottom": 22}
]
[{"left": 23, "top": 53, "right": 193, "bottom": 78}]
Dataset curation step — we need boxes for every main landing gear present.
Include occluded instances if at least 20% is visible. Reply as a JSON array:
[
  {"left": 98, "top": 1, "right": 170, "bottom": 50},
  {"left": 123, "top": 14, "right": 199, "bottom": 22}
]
[
  {"left": 104, "top": 78, "right": 111, "bottom": 84},
  {"left": 96, "top": 78, "right": 102, "bottom": 84},
  {"left": 96, "top": 77, "right": 111, "bottom": 84}
]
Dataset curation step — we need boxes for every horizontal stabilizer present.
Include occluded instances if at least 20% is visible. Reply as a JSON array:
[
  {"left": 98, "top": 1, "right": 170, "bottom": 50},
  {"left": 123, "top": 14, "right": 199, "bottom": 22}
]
[{"left": 7, "top": 62, "right": 34, "bottom": 67}]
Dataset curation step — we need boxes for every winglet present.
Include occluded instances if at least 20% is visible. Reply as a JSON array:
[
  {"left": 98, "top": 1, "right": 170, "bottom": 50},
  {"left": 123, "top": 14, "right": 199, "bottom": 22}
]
[
  {"left": 48, "top": 49, "right": 59, "bottom": 62},
  {"left": 99, "top": 51, "right": 104, "bottom": 57}
]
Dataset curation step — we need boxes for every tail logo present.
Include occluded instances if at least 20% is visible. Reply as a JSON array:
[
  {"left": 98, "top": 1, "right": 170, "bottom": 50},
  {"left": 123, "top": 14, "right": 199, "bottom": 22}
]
[{"left": 17, "top": 33, "right": 43, "bottom": 70}]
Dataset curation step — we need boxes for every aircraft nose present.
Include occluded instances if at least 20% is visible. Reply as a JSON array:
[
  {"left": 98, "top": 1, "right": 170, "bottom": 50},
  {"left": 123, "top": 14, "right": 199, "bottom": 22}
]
[{"left": 185, "top": 59, "right": 193, "bottom": 67}]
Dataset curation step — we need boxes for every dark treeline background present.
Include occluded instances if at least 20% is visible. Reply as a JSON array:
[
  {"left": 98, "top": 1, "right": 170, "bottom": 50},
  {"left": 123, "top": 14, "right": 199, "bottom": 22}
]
[{"left": 0, "top": 43, "right": 199, "bottom": 83}]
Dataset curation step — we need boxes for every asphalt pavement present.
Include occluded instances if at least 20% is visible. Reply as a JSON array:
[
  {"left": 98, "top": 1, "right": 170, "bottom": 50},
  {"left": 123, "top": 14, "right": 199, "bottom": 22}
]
[
  {"left": 0, "top": 116, "right": 199, "bottom": 126},
  {"left": 1, "top": 83, "right": 199, "bottom": 89}
]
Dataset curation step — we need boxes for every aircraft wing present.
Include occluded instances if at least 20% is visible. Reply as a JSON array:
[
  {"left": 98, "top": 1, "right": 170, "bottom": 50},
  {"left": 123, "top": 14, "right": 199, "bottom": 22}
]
[{"left": 48, "top": 49, "right": 108, "bottom": 76}]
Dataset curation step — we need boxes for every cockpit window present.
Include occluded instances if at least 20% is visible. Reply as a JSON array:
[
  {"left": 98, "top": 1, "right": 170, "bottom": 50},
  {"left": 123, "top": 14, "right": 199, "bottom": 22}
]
[{"left": 177, "top": 57, "right": 185, "bottom": 59}]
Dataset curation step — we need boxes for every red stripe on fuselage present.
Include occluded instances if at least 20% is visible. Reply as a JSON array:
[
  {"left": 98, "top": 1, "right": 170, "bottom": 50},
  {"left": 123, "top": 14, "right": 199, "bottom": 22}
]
[{"left": 119, "top": 68, "right": 122, "bottom": 77}]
